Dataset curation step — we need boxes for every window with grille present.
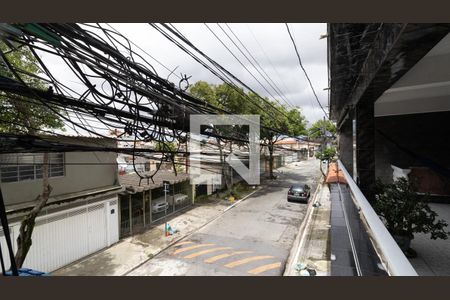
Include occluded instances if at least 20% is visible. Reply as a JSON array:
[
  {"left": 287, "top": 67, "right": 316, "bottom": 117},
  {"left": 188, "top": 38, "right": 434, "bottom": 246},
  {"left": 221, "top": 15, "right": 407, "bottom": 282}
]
[{"left": 0, "top": 153, "right": 65, "bottom": 183}]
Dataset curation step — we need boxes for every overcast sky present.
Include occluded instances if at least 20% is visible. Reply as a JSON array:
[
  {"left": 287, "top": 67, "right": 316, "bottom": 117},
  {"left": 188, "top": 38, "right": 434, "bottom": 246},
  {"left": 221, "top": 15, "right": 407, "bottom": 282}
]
[{"left": 39, "top": 23, "right": 328, "bottom": 134}]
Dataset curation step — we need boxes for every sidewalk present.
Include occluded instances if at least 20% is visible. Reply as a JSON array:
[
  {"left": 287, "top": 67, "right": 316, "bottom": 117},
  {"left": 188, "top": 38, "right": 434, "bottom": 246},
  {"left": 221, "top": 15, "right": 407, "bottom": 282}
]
[
  {"left": 284, "top": 181, "right": 331, "bottom": 276},
  {"left": 52, "top": 190, "right": 259, "bottom": 276}
]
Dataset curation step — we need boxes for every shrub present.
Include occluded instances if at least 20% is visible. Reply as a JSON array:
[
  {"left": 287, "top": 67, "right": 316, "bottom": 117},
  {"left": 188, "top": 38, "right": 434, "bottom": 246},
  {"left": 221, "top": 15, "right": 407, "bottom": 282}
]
[{"left": 373, "top": 178, "right": 450, "bottom": 241}]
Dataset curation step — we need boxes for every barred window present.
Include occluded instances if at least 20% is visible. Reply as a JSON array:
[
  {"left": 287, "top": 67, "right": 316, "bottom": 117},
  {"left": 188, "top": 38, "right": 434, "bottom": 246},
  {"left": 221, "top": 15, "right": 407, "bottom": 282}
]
[{"left": 0, "top": 153, "right": 65, "bottom": 183}]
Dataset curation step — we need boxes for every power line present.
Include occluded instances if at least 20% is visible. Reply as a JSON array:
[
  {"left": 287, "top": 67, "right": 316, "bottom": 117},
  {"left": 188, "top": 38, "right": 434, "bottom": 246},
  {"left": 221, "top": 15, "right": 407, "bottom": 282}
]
[
  {"left": 214, "top": 23, "right": 292, "bottom": 108},
  {"left": 152, "top": 23, "right": 302, "bottom": 130},
  {"left": 204, "top": 23, "right": 285, "bottom": 111},
  {"left": 147, "top": 24, "right": 295, "bottom": 137},
  {"left": 245, "top": 24, "right": 295, "bottom": 103},
  {"left": 103, "top": 23, "right": 182, "bottom": 80},
  {"left": 285, "top": 23, "right": 329, "bottom": 119},
  {"left": 224, "top": 23, "right": 295, "bottom": 108}
]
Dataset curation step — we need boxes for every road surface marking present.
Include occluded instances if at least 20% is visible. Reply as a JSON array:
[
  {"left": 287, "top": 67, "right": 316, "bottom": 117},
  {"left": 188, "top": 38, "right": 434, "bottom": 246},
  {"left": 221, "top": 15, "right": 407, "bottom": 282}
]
[
  {"left": 175, "top": 241, "right": 194, "bottom": 246},
  {"left": 184, "top": 247, "right": 232, "bottom": 259},
  {"left": 204, "top": 251, "right": 252, "bottom": 264},
  {"left": 224, "top": 256, "right": 274, "bottom": 268},
  {"left": 173, "top": 244, "right": 216, "bottom": 255},
  {"left": 248, "top": 262, "right": 282, "bottom": 275}
]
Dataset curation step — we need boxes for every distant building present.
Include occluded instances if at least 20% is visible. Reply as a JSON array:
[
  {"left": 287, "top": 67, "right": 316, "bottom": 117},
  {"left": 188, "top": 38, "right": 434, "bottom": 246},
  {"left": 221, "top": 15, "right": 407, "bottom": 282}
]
[{"left": 274, "top": 138, "right": 319, "bottom": 158}]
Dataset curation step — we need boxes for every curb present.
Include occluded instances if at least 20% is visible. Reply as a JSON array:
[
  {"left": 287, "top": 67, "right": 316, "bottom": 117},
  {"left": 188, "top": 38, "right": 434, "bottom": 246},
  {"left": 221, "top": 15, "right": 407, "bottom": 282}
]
[
  {"left": 283, "top": 176, "right": 323, "bottom": 276},
  {"left": 122, "top": 187, "right": 261, "bottom": 276},
  {"left": 224, "top": 188, "right": 259, "bottom": 212}
]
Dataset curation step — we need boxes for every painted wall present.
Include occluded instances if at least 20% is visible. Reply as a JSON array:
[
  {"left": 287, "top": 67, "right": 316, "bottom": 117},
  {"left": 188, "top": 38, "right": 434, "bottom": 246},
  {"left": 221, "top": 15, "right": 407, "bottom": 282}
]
[{"left": 0, "top": 151, "right": 118, "bottom": 207}]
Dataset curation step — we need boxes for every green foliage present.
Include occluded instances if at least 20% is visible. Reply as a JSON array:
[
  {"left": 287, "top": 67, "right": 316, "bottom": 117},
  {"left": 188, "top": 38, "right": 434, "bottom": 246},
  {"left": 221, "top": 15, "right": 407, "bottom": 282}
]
[
  {"left": 189, "top": 80, "right": 307, "bottom": 180},
  {"left": 215, "top": 83, "right": 249, "bottom": 114},
  {"left": 373, "top": 178, "right": 450, "bottom": 240},
  {"left": 0, "top": 41, "right": 64, "bottom": 134},
  {"left": 286, "top": 107, "right": 308, "bottom": 136},
  {"left": 193, "top": 194, "right": 211, "bottom": 204},
  {"left": 225, "top": 182, "right": 252, "bottom": 200},
  {"left": 175, "top": 162, "right": 185, "bottom": 173},
  {"left": 189, "top": 81, "right": 307, "bottom": 139},
  {"left": 308, "top": 119, "right": 336, "bottom": 139},
  {"left": 154, "top": 141, "right": 176, "bottom": 152},
  {"left": 189, "top": 81, "right": 217, "bottom": 106},
  {"left": 190, "top": 81, "right": 248, "bottom": 147},
  {"left": 315, "top": 146, "right": 337, "bottom": 161}
]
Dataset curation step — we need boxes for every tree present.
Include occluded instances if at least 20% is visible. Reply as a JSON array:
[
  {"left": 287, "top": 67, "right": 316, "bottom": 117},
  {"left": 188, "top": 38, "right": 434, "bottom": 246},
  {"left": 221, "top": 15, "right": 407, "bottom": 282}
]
[
  {"left": 315, "top": 146, "right": 337, "bottom": 176},
  {"left": 0, "top": 41, "right": 64, "bottom": 268},
  {"left": 315, "top": 146, "right": 337, "bottom": 161},
  {"left": 259, "top": 98, "right": 306, "bottom": 179},
  {"left": 188, "top": 81, "right": 217, "bottom": 106},
  {"left": 189, "top": 81, "right": 248, "bottom": 191},
  {"left": 189, "top": 81, "right": 307, "bottom": 182},
  {"left": 308, "top": 119, "right": 336, "bottom": 139},
  {"left": 0, "top": 42, "right": 64, "bottom": 133},
  {"left": 154, "top": 141, "right": 176, "bottom": 152}
]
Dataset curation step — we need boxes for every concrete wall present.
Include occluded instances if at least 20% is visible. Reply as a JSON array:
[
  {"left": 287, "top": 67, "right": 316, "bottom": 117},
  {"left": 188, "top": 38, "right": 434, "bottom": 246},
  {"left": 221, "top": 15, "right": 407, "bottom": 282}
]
[
  {"left": 374, "top": 132, "right": 395, "bottom": 184},
  {"left": 1, "top": 151, "right": 118, "bottom": 207},
  {"left": 338, "top": 118, "right": 354, "bottom": 177}
]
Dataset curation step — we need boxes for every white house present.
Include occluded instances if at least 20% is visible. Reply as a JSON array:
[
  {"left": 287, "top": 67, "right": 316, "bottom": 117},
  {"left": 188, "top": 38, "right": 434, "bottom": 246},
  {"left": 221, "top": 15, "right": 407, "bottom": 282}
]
[{"left": 0, "top": 135, "right": 121, "bottom": 273}]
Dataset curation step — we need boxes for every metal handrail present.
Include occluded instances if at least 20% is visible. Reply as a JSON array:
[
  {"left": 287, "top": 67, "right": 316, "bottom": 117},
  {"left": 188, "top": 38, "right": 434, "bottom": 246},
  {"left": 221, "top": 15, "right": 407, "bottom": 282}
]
[{"left": 337, "top": 160, "right": 418, "bottom": 276}]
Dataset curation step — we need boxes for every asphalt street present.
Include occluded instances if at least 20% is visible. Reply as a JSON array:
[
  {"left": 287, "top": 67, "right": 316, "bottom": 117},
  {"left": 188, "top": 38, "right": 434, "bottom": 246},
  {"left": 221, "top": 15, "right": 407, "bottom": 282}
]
[{"left": 129, "top": 158, "right": 321, "bottom": 276}]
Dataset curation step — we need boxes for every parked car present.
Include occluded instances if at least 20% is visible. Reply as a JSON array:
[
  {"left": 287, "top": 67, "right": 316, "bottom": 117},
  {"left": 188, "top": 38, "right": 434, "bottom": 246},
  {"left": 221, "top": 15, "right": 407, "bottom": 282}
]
[
  {"left": 152, "top": 197, "right": 169, "bottom": 213},
  {"left": 287, "top": 184, "right": 311, "bottom": 203},
  {"left": 168, "top": 193, "right": 189, "bottom": 206}
]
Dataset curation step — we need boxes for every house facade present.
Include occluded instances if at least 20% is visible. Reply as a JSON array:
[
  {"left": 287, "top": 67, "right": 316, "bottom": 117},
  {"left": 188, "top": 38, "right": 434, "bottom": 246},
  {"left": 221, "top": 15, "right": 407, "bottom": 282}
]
[{"left": 0, "top": 136, "right": 121, "bottom": 273}]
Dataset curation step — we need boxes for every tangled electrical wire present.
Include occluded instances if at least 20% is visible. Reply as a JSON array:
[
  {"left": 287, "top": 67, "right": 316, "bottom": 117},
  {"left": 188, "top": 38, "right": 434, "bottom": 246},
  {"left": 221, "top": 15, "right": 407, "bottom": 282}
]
[
  {"left": 0, "top": 23, "right": 241, "bottom": 184},
  {"left": 0, "top": 23, "right": 307, "bottom": 184}
]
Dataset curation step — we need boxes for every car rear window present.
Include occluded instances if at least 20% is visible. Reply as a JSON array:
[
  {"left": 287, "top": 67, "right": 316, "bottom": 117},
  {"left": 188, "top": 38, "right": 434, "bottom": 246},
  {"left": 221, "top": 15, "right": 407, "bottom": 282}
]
[{"left": 292, "top": 186, "right": 304, "bottom": 192}]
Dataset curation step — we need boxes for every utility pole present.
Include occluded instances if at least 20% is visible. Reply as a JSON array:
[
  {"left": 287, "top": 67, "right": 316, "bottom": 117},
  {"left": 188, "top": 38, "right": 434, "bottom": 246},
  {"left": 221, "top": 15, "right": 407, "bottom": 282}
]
[
  {"left": 163, "top": 180, "right": 170, "bottom": 237},
  {"left": 185, "top": 133, "right": 189, "bottom": 174},
  {"left": 322, "top": 116, "right": 330, "bottom": 175},
  {"left": 229, "top": 142, "right": 233, "bottom": 189},
  {"left": 322, "top": 116, "right": 326, "bottom": 152},
  {"left": 307, "top": 133, "right": 310, "bottom": 160},
  {"left": 0, "top": 188, "right": 18, "bottom": 276}
]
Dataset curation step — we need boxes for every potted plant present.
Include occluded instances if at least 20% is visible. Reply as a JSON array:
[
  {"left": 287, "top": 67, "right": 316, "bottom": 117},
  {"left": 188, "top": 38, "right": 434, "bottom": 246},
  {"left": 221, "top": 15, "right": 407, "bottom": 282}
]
[{"left": 372, "top": 177, "right": 450, "bottom": 258}]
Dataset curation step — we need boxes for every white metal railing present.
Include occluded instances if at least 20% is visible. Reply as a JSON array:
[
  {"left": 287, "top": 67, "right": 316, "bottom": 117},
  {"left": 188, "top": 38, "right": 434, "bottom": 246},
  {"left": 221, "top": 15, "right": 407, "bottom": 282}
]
[{"left": 337, "top": 160, "right": 418, "bottom": 276}]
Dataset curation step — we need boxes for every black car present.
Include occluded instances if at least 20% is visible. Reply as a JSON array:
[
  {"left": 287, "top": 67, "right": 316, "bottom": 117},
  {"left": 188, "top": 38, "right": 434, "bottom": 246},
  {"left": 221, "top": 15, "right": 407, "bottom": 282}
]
[{"left": 287, "top": 184, "right": 311, "bottom": 203}]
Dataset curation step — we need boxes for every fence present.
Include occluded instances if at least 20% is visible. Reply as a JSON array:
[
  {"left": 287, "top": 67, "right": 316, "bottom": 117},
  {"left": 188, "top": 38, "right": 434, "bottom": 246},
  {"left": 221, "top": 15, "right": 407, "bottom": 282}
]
[{"left": 336, "top": 160, "right": 417, "bottom": 276}]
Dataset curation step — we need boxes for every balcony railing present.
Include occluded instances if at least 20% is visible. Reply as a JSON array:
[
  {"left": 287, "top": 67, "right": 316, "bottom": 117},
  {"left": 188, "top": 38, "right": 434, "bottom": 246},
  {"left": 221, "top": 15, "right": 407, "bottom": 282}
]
[{"left": 337, "top": 160, "right": 417, "bottom": 276}]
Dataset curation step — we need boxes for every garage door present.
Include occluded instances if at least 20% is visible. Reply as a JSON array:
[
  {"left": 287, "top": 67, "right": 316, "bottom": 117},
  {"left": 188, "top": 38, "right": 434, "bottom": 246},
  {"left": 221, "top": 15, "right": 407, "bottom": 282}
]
[{"left": 0, "top": 199, "right": 117, "bottom": 273}]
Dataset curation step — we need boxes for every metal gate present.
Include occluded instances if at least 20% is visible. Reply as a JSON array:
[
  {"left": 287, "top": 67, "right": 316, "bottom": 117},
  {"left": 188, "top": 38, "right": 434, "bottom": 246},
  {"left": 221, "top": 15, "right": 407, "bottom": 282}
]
[{"left": 0, "top": 198, "right": 118, "bottom": 272}]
